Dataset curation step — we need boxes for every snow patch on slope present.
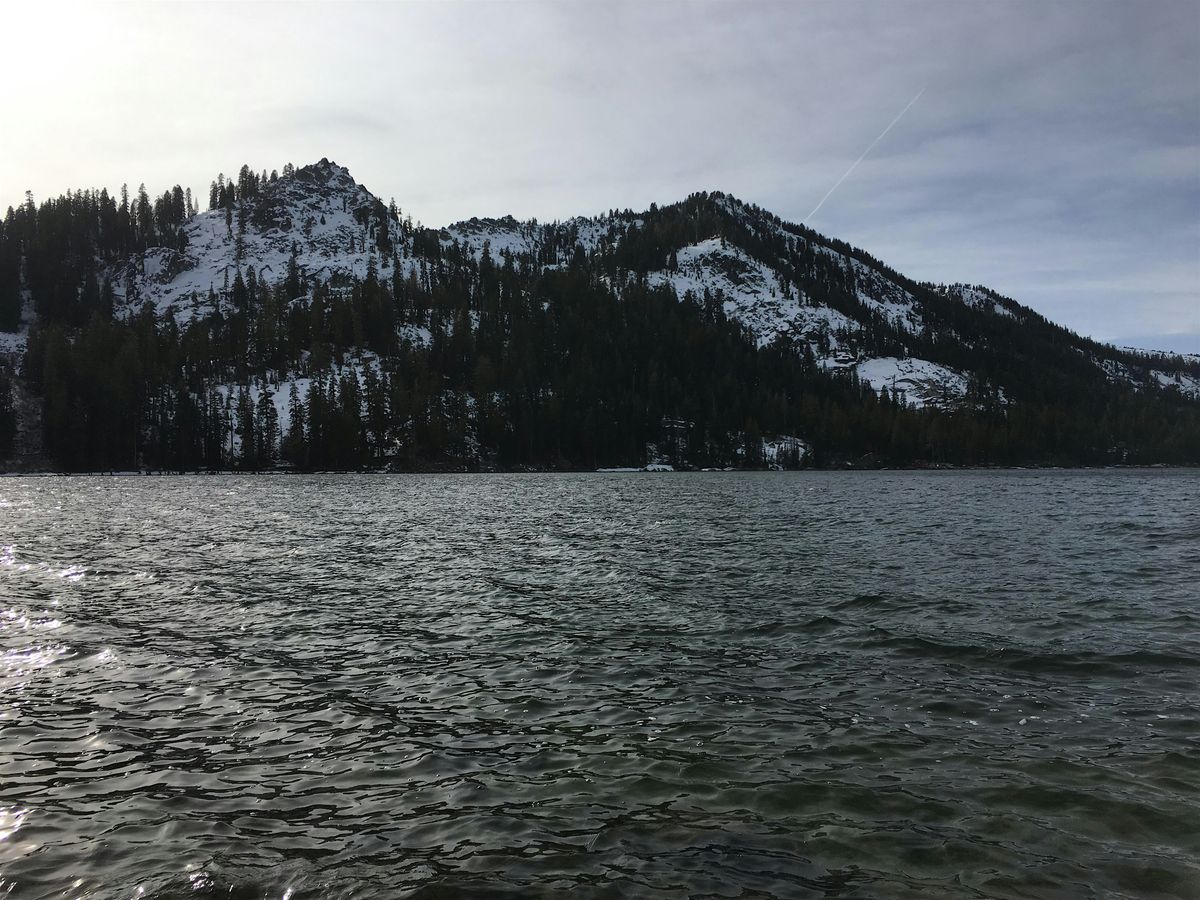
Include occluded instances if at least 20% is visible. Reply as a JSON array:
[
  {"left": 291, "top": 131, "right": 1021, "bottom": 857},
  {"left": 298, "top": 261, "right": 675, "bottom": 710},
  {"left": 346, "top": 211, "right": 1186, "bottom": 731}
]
[
  {"left": 854, "top": 357, "right": 970, "bottom": 408},
  {"left": 0, "top": 292, "right": 35, "bottom": 357},
  {"left": 848, "top": 259, "right": 924, "bottom": 334},
  {"left": 1101, "top": 358, "right": 1200, "bottom": 399},
  {"left": 443, "top": 215, "right": 622, "bottom": 265},
  {"left": 1152, "top": 369, "right": 1200, "bottom": 398},
  {"left": 210, "top": 354, "right": 385, "bottom": 457},
  {"left": 944, "top": 284, "right": 1019, "bottom": 320},
  {"left": 649, "top": 238, "right": 861, "bottom": 349},
  {"left": 443, "top": 216, "right": 540, "bottom": 261}
]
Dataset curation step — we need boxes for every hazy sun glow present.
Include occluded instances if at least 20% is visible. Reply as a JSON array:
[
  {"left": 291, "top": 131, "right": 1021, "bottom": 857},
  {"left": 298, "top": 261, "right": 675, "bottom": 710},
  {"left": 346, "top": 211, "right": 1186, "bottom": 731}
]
[{"left": 1, "top": 0, "right": 1197, "bottom": 350}]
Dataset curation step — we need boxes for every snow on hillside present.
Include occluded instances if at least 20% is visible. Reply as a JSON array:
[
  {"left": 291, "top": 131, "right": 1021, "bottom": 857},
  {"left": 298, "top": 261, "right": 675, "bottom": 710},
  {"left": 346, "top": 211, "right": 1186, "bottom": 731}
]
[
  {"left": 943, "top": 284, "right": 1019, "bottom": 320},
  {"left": 442, "top": 214, "right": 620, "bottom": 264},
  {"left": 762, "top": 435, "right": 809, "bottom": 469},
  {"left": 648, "top": 238, "right": 860, "bottom": 349},
  {"left": 211, "top": 377, "right": 310, "bottom": 457},
  {"left": 1118, "top": 346, "right": 1200, "bottom": 365},
  {"left": 0, "top": 292, "right": 34, "bottom": 357},
  {"left": 1110, "top": 347, "right": 1200, "bottom": 397},
  {"left": 569, "top": 218, "right": 617, "bottom": 253},
  {"left": 854, "top": 357, "right": 970, "bottom": 408},
  {"left": 0, "top": 331, "right": 24, "bottom": 356},
  {"left": 64, "top": 160, "right": 1192, "bottom": 423},
  {"left": 210, "top": 354, "right": 383, "bottom": 456},
  {"left": 643, "top": 232, "right": 977, "bottom": 412},
  {"left": 687, "top": 201, "right": 928, "bottom": 340},
  {"left": 1152, "top": 369, "right": 1200, "bottom": 398},
  {"left": 842, "top": 255, "right": 925, "bottom": 335},
  {"left": 443, "top": 216, "right": 540, "bottom": 261},
  {"left": 1100, "top": 358, "right": 1200, "bottom": 399},
  {"left": 112, "top": 160, "right": 408, "bottom": 322},
  {"left": 440, "top": 203, "right": 941, "bottom": 363}
]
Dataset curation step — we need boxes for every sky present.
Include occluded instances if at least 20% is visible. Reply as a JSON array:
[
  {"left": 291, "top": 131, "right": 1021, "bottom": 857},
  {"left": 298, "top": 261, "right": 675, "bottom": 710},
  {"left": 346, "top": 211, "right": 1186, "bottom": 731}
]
[{"left": 1, "top": 0, "right": 1197, "bottom": 352}]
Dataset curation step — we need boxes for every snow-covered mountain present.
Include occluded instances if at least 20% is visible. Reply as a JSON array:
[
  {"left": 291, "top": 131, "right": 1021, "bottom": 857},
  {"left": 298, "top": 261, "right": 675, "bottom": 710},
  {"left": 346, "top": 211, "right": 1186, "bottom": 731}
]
[
  {"left": 5, "top": 157, "right": 1200, "bottom": 473},
  {"left": 99, "top": 160, "right": 1198, "bottom": 410},
  {"left": 112, "top": 160, "right": 404, "bottom": 317}
]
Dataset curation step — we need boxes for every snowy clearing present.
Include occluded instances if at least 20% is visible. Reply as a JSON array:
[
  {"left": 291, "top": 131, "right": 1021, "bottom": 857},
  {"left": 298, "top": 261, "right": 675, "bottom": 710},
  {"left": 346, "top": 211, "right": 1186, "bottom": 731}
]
[{"left": 854, "top": 357, "right": 970, "bottom": 408}]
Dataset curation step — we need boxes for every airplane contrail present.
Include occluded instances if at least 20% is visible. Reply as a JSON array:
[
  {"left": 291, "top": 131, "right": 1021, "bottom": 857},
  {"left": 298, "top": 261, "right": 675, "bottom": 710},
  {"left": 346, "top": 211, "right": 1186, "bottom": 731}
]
[{"left": 805, "top": 86, "right": 927, "bottom": 223}]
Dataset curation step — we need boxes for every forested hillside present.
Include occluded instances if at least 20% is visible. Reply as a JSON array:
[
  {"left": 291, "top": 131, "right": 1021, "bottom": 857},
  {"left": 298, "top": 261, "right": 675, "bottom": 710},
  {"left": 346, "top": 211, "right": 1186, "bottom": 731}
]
[{"left": 2, "top": 159, "right": 1198, "bottom": 471}]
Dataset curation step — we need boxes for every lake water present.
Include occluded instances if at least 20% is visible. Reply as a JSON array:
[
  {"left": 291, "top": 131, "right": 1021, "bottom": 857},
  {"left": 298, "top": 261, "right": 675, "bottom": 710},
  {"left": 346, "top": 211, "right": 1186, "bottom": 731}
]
[{"left": 1, "top": 471, "right": 1198, "bottom": 899}]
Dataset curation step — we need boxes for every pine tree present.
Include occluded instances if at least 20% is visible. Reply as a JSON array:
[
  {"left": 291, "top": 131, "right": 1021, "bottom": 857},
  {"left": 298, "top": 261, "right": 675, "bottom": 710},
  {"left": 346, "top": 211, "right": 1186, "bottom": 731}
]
[
  {"left": 231, "top": 270, "right": 247, "bottom": 310},
  {"left": 256, "top": 386, "right": 278, "bottom": 464},
  {"left": 282, "top": 381, "right": 307, "bottom": 466},
  {"left": 235, "top": 386, "right": 255, "bottom": 468},
  {"left": 285, "top": 245, "right": 301, "bottom": 300}
]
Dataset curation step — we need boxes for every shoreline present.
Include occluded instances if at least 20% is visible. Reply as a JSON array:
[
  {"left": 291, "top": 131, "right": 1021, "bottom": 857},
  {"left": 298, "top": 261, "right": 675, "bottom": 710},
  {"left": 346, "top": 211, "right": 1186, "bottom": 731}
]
[{"left": 3, "top": 463, "right": 1198, "bottom": 477}]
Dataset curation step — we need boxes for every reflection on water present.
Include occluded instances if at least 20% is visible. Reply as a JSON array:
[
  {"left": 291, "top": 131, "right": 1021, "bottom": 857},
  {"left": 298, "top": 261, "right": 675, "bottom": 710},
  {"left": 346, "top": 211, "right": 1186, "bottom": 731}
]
[{"left": 1, "top": 471, "right": 1198, "bottom": 898}]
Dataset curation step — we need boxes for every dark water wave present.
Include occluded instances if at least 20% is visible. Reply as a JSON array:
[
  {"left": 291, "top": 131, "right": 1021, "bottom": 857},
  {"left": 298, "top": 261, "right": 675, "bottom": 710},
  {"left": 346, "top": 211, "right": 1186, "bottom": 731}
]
[
  {"left": 1, "top": 470, "right": 1199, "bottom": 899},
  {"left": 860, "top": 629, "right": 1200, "bottom": 676}
]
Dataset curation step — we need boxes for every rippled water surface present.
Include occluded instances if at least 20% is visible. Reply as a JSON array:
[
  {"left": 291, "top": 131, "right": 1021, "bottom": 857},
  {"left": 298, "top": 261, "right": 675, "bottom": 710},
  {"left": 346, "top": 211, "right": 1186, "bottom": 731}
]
[{"left": 2, "top": 471, "right": 1198, "bottom": 899}]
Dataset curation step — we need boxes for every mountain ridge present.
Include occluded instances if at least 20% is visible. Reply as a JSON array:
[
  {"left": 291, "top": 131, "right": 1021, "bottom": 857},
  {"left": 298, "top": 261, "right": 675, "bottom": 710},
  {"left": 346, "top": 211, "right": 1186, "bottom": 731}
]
[
  {"left": 1, "top": 158, "right": 1198, "bottom": 471},
  {"left": 31, "top": 159, "right": 1193, "bottom": 385}
]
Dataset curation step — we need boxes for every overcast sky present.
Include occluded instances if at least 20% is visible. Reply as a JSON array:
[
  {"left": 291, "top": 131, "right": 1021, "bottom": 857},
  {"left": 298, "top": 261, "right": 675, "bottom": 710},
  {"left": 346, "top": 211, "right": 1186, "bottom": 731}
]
[{"left": 2, "top": 1, "right": 1197, "bottom": 351}]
